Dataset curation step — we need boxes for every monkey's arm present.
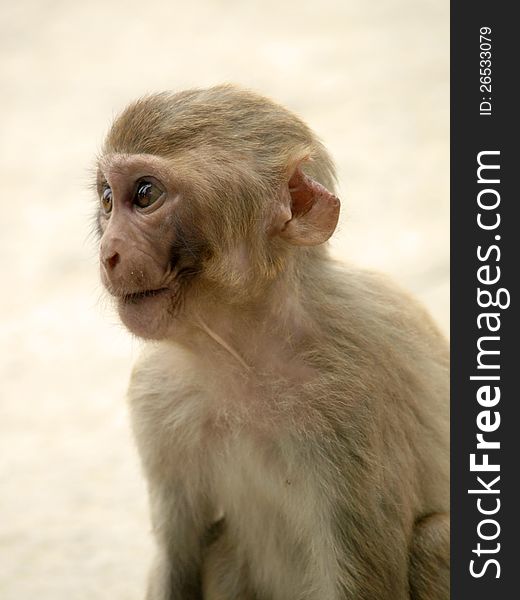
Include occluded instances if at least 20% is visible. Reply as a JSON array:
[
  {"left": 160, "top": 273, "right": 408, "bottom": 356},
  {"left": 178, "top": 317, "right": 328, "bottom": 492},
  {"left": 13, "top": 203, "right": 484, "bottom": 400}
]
[
  {"left": 409, "top": 513, "right": 450, "bottom": 600},
  {"left": 128, "top": 346, "right": 211, "bottom": 600},
  {"left": 145, "top": 481, "right": 207, "bottom": 600}
]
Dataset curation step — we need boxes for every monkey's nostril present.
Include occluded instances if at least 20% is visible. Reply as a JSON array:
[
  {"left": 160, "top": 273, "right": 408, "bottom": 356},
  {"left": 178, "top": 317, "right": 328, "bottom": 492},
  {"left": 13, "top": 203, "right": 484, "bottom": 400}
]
[{"left": 105, "top": 252, "right": 121, "bottom": 270}]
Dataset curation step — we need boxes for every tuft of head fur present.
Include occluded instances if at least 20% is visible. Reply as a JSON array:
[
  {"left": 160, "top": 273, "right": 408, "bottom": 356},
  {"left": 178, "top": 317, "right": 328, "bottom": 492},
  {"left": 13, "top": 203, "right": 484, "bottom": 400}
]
[
  {"left": 102, "top": 85, "right": 338, "bottom": 299},
  {"left": 104, "top": 84, "right": 337, "bottom": 194}
]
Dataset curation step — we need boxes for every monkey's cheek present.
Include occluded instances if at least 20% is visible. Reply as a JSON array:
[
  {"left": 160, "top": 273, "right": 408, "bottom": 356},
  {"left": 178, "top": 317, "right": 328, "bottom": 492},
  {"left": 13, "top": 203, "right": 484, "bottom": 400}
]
[{"left": 116, "top": 293, "right": 175, "bottom": 340}]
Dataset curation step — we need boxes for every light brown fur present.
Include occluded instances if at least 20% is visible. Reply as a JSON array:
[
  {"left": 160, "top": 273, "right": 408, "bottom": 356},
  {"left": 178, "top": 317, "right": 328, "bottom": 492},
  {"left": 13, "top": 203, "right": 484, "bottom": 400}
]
[{"left": 95, "top": 85, "right": 449, "bottom": 599}]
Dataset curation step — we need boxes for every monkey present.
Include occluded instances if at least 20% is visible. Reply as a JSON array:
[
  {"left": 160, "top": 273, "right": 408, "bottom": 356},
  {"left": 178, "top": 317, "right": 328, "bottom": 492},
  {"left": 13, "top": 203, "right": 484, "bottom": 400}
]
[{"left": 95, "top": 85, "right": 449, "bottom": 600}]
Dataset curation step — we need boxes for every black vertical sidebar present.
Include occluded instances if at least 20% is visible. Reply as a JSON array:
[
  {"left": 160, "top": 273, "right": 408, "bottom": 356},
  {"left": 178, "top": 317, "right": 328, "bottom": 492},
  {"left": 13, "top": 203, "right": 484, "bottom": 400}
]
[{"left": 451, "top": 2, "right": 517, "bottom": 598}]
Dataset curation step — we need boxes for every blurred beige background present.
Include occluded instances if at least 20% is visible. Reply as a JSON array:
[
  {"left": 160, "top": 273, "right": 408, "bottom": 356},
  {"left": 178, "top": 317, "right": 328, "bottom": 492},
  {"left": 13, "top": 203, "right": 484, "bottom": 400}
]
[{"left": 0, "top": 1, "right": 448, "bottom": 598}]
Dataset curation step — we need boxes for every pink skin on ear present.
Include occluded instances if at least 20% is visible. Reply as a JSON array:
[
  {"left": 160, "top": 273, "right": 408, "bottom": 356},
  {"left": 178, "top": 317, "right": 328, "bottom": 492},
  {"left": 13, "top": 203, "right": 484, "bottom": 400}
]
[{"left": 279, "top": 167, "right": 340, "bottom": 246}]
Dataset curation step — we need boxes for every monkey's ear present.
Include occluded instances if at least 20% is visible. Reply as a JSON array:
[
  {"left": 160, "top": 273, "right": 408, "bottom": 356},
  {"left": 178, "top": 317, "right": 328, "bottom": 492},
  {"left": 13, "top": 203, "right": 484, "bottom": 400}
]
[{"left": 277, "top": 167, "right": 340, "bottom": 246}]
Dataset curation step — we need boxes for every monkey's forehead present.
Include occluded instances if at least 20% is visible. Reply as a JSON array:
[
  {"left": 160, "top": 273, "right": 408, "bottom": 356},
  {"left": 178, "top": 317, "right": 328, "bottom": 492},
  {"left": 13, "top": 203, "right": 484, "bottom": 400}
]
[{"left": 97, "top": 153, "right": 173, "bottom": 180}]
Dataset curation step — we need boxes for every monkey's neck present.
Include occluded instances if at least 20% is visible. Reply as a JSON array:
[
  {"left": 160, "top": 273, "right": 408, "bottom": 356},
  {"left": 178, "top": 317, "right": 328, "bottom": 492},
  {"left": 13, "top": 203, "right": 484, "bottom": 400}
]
[
  {"left": 195, "top": 316, "right": 252, "bottom": 372},
  {"left": 180, "top": 271, "right": 315, "bottom": 377}
]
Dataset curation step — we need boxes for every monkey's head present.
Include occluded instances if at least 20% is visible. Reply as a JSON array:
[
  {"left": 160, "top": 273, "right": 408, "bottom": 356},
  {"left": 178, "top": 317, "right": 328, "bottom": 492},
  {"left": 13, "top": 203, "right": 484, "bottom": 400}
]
[{"left": 95, "top": 85, "right": 340, "bottom": 340}]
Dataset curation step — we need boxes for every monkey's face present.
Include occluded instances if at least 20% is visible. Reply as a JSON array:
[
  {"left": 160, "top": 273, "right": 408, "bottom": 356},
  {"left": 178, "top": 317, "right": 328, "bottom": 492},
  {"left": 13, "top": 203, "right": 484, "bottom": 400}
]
[
  {"left": 96, "top": 149, "right": 340, "bottom": 340},
  {"left": 96, "top": 153, "right": 209, "bottom": 340}
]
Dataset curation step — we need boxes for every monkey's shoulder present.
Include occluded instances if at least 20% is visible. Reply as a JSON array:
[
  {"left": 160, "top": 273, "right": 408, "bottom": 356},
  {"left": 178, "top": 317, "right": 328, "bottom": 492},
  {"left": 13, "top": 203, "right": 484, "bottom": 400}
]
[
  {"left": 317, "top": 264, "right": 448, "bottom": 358},
  {"left": 127, "top": 342, "right": 211, "bottom": 467},
  {"left": 128, "top": 341, "right": 199, "bottom": 400}
]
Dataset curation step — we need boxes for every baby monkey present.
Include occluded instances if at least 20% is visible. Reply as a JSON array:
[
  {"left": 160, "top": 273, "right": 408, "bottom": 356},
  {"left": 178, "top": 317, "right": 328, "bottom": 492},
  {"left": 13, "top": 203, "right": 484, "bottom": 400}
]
[{"left": 95, "top": 85, "right": 449, "bottom": 600}]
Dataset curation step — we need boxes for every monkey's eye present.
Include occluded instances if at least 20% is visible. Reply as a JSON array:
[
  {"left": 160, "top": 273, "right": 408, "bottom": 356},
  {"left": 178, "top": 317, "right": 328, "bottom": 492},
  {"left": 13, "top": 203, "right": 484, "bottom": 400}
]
[
  {"left": 101, "top": 186, "right": 113, "bottom": 214},
  {"left": 134, "top": 180, "right": 163, "bottom": 209}
]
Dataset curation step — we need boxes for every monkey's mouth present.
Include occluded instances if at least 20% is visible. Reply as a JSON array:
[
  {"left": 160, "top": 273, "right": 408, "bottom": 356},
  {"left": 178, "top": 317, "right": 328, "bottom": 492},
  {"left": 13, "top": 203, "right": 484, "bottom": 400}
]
[{"left": 121, "top": 288, "right": 169, "bottom": 304}]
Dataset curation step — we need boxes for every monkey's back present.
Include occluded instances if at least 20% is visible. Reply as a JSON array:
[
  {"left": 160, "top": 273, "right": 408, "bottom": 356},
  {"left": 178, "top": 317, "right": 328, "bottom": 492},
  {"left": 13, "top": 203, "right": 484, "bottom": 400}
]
[{"left": 301, "top": 261, "right": 449, "bottom": 511}]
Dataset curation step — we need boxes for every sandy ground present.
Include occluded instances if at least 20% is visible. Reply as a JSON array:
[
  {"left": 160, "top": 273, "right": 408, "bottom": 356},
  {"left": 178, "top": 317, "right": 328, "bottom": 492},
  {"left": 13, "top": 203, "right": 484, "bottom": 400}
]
[{"left": 0, "top": 1, "right": 448, "bottom": 598}]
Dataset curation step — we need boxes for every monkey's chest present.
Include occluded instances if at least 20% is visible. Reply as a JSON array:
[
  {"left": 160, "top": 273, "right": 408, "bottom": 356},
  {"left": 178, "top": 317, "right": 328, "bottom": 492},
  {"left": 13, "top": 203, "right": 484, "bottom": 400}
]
[{"left": 209, "top": 434, "right": 332, "bottom": 597}]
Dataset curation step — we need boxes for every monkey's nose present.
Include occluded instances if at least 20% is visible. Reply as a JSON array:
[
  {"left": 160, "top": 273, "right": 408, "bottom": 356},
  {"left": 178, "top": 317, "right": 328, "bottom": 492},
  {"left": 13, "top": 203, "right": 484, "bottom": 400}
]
[{"left": 104, "top": 252, "right": 121, "bottom": 270}]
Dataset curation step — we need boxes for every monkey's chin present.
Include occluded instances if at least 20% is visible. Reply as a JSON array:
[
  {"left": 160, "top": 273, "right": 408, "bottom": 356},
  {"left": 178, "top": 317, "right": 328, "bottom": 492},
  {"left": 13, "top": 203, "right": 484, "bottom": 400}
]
[{"left": 116, "top": 291, "right": 176, "bottom": 340}]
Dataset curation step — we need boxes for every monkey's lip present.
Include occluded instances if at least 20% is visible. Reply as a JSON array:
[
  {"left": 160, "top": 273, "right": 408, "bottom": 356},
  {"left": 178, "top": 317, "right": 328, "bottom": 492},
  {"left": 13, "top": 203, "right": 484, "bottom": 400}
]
[{"left": 120, "top": 288, "right": 170, "bottom": 304}]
